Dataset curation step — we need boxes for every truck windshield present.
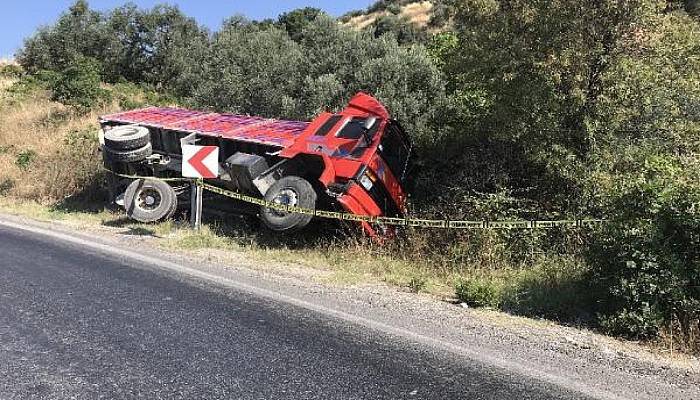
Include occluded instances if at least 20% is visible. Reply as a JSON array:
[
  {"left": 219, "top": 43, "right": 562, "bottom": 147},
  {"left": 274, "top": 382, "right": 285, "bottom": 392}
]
[
  {"left": 379, "top": 121, "right": 412, "bottom": 183},
  {"left": 338, "top": 117, "right": 380, "bottom": 140}
]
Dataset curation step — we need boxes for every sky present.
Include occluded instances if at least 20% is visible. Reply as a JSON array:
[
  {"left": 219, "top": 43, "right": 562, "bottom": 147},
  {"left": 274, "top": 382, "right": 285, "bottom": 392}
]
[{"left": 2, "top": 1, "right": 375, "bottom": 58}]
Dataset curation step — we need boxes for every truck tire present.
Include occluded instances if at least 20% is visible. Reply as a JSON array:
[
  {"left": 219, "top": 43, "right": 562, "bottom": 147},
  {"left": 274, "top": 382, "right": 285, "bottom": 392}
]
[
  {"left": 124, "top": 179, "right": 178, "bottom": 223},
  {"left": 104, "top": 125, "right": 150, "bottom": 151},
  {"left": 260, "top": 176, "right": 317, "bottom": 232},
  {"left": 104, "top": 143, "right": 152, "bottom": 163}
]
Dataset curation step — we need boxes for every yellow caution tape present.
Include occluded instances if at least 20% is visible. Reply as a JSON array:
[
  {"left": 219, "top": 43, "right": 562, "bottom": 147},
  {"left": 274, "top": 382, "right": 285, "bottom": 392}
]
[{"left": 106, "top": 169, "right": 605, "bottom": 230}]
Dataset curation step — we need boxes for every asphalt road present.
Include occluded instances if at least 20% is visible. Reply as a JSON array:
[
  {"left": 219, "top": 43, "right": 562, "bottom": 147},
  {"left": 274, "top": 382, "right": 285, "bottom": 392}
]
[{"left": 0, "top": 224, "right": 594, "bottom": 400}]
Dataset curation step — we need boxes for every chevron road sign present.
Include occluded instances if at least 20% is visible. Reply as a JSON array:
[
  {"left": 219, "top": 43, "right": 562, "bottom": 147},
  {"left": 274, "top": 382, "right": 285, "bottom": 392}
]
[{"left": 182, "top": 145, "right": 219, "bottom": 179}]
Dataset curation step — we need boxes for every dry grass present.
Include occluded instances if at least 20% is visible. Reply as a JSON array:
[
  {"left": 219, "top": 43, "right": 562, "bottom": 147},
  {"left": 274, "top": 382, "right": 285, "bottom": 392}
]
[
  {"left": 0, "top": 79, "right": 117, "bottom": 204},
  {"left": 345, "top": 13, "right": 379, "bottom": 30},
  {"left": 344, "top": 1, "right": 434, "bottom": 30},
  {"left": 401, "top": 2, "right": 434, "bottom": 26},
  {"left": 659, "top": 322, "right": 700, "bottom": 357},
  {"left": 0, "top": 76, "right": 15, "bottom": 93}
]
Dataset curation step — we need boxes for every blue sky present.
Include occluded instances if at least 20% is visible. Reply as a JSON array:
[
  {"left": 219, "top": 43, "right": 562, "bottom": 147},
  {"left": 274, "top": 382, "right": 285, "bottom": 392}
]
[{"left": 2, "top": 1, "right": 374, "bottom": 58}]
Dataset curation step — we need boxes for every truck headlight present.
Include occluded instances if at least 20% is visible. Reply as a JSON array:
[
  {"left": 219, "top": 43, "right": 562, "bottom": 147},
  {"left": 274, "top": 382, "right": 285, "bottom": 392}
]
[
  {"left": 359, "top": 169, "right": 377, "bottom": 191},
  {"left": 359, "top": 174, "right": 374, "bottom": 191}
]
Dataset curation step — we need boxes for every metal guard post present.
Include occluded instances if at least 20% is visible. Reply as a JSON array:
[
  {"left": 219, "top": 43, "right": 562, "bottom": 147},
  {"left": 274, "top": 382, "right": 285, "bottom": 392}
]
[{"left": 191, "top": 180, "right": 203, "bottom": 230}]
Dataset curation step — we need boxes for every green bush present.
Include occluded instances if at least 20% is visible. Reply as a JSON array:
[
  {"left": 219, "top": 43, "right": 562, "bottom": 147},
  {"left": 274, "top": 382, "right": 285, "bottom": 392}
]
[
  {"left": 193, "top": 22, "right": 305, "bottom": 118},
  {"left": 5, "top": 71, "right": 57, "bottom": 103},
  {"left": 50, "top": 57, "right": 110, "bottom": 112},
  {"left": 386, "top": 3, "right": 402, "bottom": 15},
  {"left": 0, "top": 64, "right": 23, "bottom": 78},
  {"left": 371, "top": 14, "right": 427, "bottom": 44},
  {"left": 15, "top": 150, "right": 37, "bottom": 171},
  {"left": 191, "top": 15, "right": 445, "bottom": 143},
  {"left": 456, "top": 277, "right": 503, "bottom": 308},
  {"left": 105, "top": 3, "right": 209, "bottom": 92},
  {"left": 17, "top": 1, "right": 110, "bottom": 74},
  {"left": 429, "top": 3, "right": 453, "bottom": 28},
  {"left": 588, "top": 156, "right": 700, "bottom": 340},
  {"left": 278, "top": 7, "right": 324, "bottom": 42},
  {"left": 0, "top": 179, "right": 14, "bottom": 196},
  {"left": 18, "top": 1, "right": 208, "bottom": 92},
  {"left": 108, "top": 81, "right": 175, "bottom": 110}
]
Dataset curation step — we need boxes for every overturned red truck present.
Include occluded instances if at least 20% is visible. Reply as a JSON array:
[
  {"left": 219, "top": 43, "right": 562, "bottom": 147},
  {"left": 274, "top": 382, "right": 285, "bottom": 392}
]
[{"left": 100, "top": 93, "right": 413, "bottom": 236}]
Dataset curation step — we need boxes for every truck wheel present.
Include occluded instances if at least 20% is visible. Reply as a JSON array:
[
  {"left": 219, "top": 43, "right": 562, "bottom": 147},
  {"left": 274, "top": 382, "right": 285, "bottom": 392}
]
[
  {"left": 104, "top": 143, "right": 152, "bottom": 163},
  {"left": 104, "top": 125, "right": 150, "bottom": 151},
  {"left": 260, "top": 176, "right": 317, "bottom": 232},
  {"left": 124, "top": 179, "right": 177, "bottom": 223}
]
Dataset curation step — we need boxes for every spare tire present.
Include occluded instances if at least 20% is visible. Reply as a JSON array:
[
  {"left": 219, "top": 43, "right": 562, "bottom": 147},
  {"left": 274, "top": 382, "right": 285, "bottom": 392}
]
[
  {"left": 124, "top": 179, "right": 178, "bottom": 223},
  {"left": 104, "top": 125, "right": 150, "bottom": 151},
  {"left": 260, "top": 176, "right": 317, "bottom": 233},
  {"left": 104, "top": 143, "right": 152, "bottom": 163}
]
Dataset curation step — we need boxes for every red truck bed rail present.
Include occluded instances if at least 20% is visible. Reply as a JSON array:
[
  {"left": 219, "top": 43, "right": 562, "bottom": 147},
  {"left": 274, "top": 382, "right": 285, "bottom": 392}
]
[{"left": 102, "top": 107, "right": 310, "bottom": 148}]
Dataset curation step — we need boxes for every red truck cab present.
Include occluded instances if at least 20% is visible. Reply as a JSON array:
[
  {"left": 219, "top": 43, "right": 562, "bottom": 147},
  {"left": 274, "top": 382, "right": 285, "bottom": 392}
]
[{"left": 100, "top": 93, "right": 413, "bottom": 236}]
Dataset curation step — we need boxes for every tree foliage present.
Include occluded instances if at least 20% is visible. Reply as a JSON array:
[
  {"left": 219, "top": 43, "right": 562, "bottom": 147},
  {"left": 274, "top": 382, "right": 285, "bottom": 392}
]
[
  {"left": 431, "top": 0, "right": 700, "bottom": 339},
  {"left": 193, "top": 21, "right": 305, "bottom": 118},
  {"left": 277, "top": 7, "right": 324, "bottom": 42},
  {"left": 50, "top": 56, "right": 110, "bottom": 112},
  {"left": 588, "top": 156, "right": 700, "bottom": 340},
  {"left": 371, "top": 14, "right": 427, "bottom": 45},
  {"left": 105, "top": 4, "right": 209, "bottom": 90},
  {"left": 18, "top": 1, "right": 208, "bottom": 92},
  {"left": 18, "top": 0, "right": 110, "bottom": 73},
  {"left": 191, "top": 15, "right": 445, "bottom": 141},
  {"left": 17, "top": 2, "right": 444, "bottom": 143}
]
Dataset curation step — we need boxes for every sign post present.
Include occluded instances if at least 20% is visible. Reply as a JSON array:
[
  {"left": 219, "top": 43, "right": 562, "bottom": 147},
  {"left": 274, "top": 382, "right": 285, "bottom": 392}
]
[
  {"left": 182, "top": 144, "right": 219, "bottom": 230},
  {"left": 191, "top": 181, "right": 203, "bottom": 230}
]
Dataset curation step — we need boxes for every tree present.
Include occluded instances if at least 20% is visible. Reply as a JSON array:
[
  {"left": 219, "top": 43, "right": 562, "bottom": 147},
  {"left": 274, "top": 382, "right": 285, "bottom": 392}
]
[
  {"left": 293, "top": 15, "right": 446, "bottom": 140},
  {"left": 18, "top": 0, "right": 110, "bottom": 74},
  {"left": 50, "top": 57, "right": 109, "bottom": 112},
  {"left": 18, "top": 1, "right": 209, "bottom": 93},
  {"left": 105, "top": 4, "right": 209, "bottom": 90},
  {"left": 433, "top": 1, "right": 682, "bottom": 211},
  {"left": 189, "top": 14, "right": 446, "bottom": 146},
  {"left": 587, "top": 155, "right": 700, "bottom": 340},
  {"left": 277, "top": 7, "right": 324, "bottom": 42},
  {"left": 371, "top": 14, "right": 427, "bottom": 44},
  {"left": 193, "top": 21, "right": 305, "bottom": 118},
  {"left": 353, "top": 41, "right": 446, "bottom": 145}
]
